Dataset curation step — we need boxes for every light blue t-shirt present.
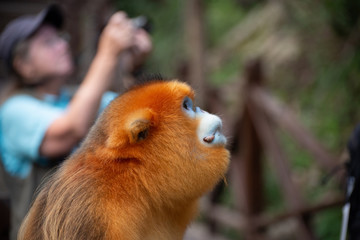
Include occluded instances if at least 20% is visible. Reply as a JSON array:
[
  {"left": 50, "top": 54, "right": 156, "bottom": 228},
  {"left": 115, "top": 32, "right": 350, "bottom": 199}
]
[{"left": 0, "top": 89, "right": 117, "bottom": 178}]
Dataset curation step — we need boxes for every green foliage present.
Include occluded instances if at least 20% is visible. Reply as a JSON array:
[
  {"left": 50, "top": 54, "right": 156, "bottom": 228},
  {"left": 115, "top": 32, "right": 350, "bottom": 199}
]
[
  {"left": 210, "top": 54, "right": 244, "bottom": 86},
  {"left": 263, "top": 159, "right": 286, "bottom": 213},
  {"left": 205, "top": 0, "right": 246, "bottom": 48},
  {"left": 323, "top": 0, "right": 360, "bottom": 37},
  {"left": 115, "top": 0, "right": 185, "bottom": 77},
  {"left": 308, "top": 50, "right": 360, "bottom": 147},
  {"left": 314, "top": 207, "right": 342, "bottom": 239},
  {"left": 205, "top": 0, "right": 247, "bottom": 86}
]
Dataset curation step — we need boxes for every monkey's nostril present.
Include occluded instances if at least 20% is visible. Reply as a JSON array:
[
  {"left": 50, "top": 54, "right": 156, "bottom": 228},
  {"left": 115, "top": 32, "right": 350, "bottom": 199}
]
[{"left": 203, "top": 135, "right": 215, "bottom": 143}]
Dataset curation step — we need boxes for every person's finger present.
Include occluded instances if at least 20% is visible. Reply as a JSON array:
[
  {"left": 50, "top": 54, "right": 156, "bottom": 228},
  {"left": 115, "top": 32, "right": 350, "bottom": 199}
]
[{"left": 109, "top": 11, "right": 127, "bottom": 25}]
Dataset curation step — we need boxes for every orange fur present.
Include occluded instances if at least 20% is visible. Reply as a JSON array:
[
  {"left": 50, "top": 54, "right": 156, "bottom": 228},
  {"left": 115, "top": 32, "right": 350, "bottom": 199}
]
[{"left": 18, "top": 80, "right": 230, "bottom": 240}]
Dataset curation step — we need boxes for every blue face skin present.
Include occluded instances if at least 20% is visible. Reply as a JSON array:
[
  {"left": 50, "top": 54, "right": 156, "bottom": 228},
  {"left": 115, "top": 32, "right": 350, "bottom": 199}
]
[
  {"left": 182, "top": 96, "right": 226, "bottom": 146},
  {"left": 182, "top": 96, "right": 196, "bottom": 118}
]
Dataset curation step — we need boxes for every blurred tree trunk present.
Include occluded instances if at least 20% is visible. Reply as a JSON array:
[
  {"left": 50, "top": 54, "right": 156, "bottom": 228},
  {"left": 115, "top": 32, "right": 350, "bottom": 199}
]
[{"left": 184, "top": 0, "right": 206, "bottom": 107}]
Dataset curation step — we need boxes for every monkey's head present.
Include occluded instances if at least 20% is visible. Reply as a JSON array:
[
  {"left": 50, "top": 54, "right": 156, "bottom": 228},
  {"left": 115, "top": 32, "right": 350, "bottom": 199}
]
[{"left": 83, "top": 80, "right": 230, "bottom": 204}]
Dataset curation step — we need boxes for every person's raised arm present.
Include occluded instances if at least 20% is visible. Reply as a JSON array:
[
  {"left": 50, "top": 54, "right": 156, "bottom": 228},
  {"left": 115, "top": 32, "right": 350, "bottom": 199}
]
[{"left": 40, "top": 12, "right": 135, "bottom": 158}]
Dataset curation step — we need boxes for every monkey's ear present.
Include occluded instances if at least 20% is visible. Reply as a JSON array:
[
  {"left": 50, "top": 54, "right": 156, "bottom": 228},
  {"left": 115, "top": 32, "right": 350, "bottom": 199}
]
[
  {"left": 129, "top": 119, "right": 150, "bottom": 143},
  {"left": 127, "top": 108, "right": 157, "bottom": 144},
  {"left": 106, "top": 108, "right": 157, "bottom": 148}
]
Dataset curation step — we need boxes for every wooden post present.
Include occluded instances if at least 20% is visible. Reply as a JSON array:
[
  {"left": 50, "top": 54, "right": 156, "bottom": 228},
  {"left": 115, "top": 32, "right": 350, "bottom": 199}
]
[
  {"left": 240, "top": 61, "right": 264, "bottom": 217},
  {"left": 231, "top": 60, "right": 265, "bottom": 239},
  {"left": 245, "top": 60, "right": 315, "bottom": 240}
]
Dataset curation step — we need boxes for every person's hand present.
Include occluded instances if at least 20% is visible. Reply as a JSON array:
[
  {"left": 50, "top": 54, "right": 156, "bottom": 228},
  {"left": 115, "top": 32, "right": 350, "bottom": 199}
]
[
  {"left": 133, "top": 29, "right": 152, "bottom": 58},
  {"left": 126, "top": 29, "right": 152, "bottom": 71},
  {"left": 97, "top": 12, "right": 135, "bottom": 59}
]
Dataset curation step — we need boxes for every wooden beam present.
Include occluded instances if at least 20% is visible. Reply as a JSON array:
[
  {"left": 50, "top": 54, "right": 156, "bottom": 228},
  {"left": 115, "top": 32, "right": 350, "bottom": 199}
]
[
  {"left": 200, "top": 197, "right": 343, "bottom": 233},
  {"left": 249, "top": 86, "right": 338, "bottom": 173},
  {"left": 200, "top": 200, "right": 248, "bottom": 231},
  {"left": 255, "top": 196, "right": 344, "bottom": 229}
]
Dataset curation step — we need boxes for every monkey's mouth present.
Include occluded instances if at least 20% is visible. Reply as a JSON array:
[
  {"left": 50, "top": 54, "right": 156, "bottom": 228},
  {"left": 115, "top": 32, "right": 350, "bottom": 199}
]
[
  {"left": 196, "top": 109, "right": 227, "bottom": 146},
  {"left": 202, "top": 125, "right": 227, "bottom": 146}
]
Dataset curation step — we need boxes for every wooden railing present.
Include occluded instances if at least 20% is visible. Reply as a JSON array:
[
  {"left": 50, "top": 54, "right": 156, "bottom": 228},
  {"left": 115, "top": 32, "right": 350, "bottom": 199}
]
[{"left": 200, "top": 59, "right": 344, "bottom": 240}]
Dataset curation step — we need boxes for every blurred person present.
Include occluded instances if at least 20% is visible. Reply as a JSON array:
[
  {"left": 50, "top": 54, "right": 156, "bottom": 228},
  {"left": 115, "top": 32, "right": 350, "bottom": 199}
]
[{"left": 0, "top": 4, "right": 152, "bottom": 239}]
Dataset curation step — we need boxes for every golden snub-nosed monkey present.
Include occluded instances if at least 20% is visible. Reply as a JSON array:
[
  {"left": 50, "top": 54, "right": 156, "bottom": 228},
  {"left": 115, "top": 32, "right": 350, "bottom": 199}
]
[{"left": 18, "top": 79, "right": 230, "bottom": 240}]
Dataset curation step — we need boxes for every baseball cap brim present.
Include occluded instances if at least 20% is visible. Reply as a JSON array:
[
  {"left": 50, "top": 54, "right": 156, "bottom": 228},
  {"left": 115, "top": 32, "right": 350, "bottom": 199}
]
[{"left": 0, "top": 4, "right": 64, "bottom": 71}]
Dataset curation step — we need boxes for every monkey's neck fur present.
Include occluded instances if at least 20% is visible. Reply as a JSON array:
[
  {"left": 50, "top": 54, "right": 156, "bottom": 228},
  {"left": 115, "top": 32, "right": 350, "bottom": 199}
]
[{"left": 36, "top": 149, "right": 200, "bottom": 240}]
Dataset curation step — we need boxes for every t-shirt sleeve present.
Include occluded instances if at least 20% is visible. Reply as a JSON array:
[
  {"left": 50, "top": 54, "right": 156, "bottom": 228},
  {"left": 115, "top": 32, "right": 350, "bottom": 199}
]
[{"left": 1, "top": 95, "right": 63, "bottom": 163}]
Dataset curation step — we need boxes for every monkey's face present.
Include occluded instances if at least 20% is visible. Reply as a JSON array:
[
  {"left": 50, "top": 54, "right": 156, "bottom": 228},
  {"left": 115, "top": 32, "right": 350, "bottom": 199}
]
[
  {"left": 93, "top": 80, "right": 230, "bottom": 202},
  {"left": 182, "top": 96, "right": 226, "bottom": 146}
]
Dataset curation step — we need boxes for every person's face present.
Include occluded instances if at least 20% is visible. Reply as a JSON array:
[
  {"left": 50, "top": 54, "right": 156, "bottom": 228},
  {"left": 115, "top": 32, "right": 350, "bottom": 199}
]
[{"left": 14, "top": 24, "right": 74, "bottom": 84}]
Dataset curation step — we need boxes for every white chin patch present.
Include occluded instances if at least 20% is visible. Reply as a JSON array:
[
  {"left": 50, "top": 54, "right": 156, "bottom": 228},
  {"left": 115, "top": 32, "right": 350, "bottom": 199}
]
[{"left": 196, "top": 108, "right": 227, "bottom": 146}]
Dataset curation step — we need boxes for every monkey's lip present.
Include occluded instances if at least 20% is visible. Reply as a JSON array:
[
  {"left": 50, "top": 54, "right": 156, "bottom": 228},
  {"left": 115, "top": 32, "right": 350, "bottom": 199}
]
[{"left": 197, "top": 111, "right": 227, "bottom": 146}]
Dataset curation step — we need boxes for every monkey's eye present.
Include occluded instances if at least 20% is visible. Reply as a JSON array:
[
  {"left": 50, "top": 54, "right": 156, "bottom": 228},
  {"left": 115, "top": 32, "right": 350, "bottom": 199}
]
[
  {"left": 182, "top": 97, "right": 195, "bottom": 118},
  {"left": 182, "top": 97, "right": 193, "bottom": 110}
]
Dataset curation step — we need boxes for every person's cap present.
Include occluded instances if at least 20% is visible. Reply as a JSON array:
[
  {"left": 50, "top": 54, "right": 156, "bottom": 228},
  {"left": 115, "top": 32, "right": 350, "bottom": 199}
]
[{"left": 0, "top": 4, "right": 64, "bottom": 71}]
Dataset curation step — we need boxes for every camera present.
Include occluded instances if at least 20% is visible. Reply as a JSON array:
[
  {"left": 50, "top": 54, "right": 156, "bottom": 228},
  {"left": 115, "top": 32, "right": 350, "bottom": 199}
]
[{"left": 131, "top": 16, "right": 151, "bottom": 33}]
